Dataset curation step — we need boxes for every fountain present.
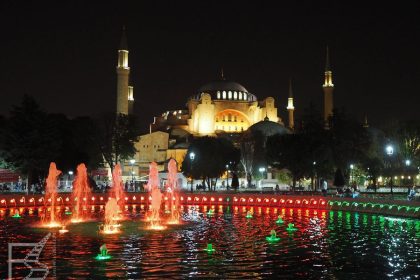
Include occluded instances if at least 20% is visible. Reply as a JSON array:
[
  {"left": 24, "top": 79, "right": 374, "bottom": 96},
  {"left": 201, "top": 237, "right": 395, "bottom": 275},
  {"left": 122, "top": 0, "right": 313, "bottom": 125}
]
[
  {"left": 204, "top": 243, "right": 216, "bottom": 254},
  {"left": 286, "top": 223, "right": 298, "bottom": 232},
  {"left": 108, "top": 164, "right": 125, "bottom": 222},
  {"left": 12, "top": 209, "right": 21, "bottom": 218},
  {"left": 100, "top": 198, "right": 121, "bottom": 234},
  {"left": 275, "top": 215, "right": 284, "bottom": 224},
  {"left": 71, "top": 163, "right": 92, "bottom": 223},
  {"left": 246, "top": 210, "right": 253, "bottom": 219},
  {"left": 95, "top": 244, "right": 111, "bottom": 260},
  {"left": 266, "top": 229, "right": 280, "bottom": 243},
  {"left": 166, "top": 159, "right": 180, "bottom": 224},
  {"left": 147, "top": 162, "right": 165, "bottom": 230},
  {"left": 44, "top": 162, "right": 62, "bottom": 227}
]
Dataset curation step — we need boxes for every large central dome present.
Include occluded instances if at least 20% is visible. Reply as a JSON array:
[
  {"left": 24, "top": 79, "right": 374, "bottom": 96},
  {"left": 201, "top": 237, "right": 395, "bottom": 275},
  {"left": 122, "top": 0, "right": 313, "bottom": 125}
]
[
  {"left": 192, "top": 79, "right": 257, "bottom": 102},
  {"left": 198, "top": 80, "right": 248, "bottom": 93}
]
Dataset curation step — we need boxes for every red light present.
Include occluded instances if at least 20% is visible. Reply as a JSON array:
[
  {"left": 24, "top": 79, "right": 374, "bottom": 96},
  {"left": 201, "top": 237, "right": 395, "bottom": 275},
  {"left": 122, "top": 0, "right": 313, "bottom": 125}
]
[
  {"left": 100, "top": 197, "right": 103, "bottom": 201},
  {"left": 296, "top": 200, "right": 301, "bottom": 204},
  {"left": 210, "top": 197, "right": 215, "bottom": 202},
  {"left": 273, "top": 199, "right": 277, "bottom": 203},
  {"left": 280, "top": 199, "right": 285, "bottom": 203},
  {"left": 20, "top": 199, "right": 24, "bottom": 203},
  {"left": 180, "top": 197, "right": 184, "bottom": 201},
  {"left": 164, "top": 197, "right": 168, "bottom": 201},
  {"left": 83, "top": 197, "right": 87, "bottom": 201},
  {"left": 241, "top": 198, "right": 246, "bottom": 202},
  {"left": 125, "top": 197, "right": 128, "bottom": 201},
  {"left": 288, "top": 199, "right": 293, "bottom": 204},
  {"left": 321, "top": 201, "right": 325, "bottom": 205},
  {"left": 133, "top": 196, "right": 136, "bottom": 200},
  {"left": 187, "top": 197, "right": 192, "bottom": 201},
  {"left": 234, "top": 197, "right": 238, "bottom": 202},
  {"left": 65, "top": 197, "right": 69, "bottom": 202},
  {"left": 304, "top": 200, "right": 309, "bottom": 204},
  {"left": 1, "top": 199, "right": 5, "bottom": 203},
  {"left": 203, "top": 197, "right": 207, "bottom": 201},
  {"left": 249, "top": 198, "right": 254, "bottom": 202},
  {"left": 38, "top": 198, "right": 43, "bottom": 202},
  {"left": 264, "top": 199, "right": 269, "bottom": 203},
  {"left": 194, "top": 197, "right": 199, "bottom": 201},
  {"left": 91, "top": 197, "right": 95, "bottom": 201},
  {"left": 30, "top": 198, "right": 35, "bottom": 202},
  {"left": 257, "top": 198, "right": 261, "bottom": 202},
  {"left": 141, "top": 196, "right": 144, "bottom": 200},
  {"left": 218, "top": 198, "right": 222, "bottom": 202}
]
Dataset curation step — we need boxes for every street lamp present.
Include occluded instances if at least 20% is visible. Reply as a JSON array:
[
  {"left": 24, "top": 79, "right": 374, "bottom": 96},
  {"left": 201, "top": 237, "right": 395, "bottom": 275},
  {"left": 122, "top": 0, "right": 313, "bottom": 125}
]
[
  {"left": 385, "top": 144, "right": 394, "bottom": 198},
  {"left": 129, "top": 159, "right": 135, "bottom": 183},
  {"left": 67, "top": 171, "right": 74, "bottom": 188},
  {"left": 189, "top": 152, "right": 195, "bottom": 193},
  {"left": 259, "top": 167, "right": 266, "bottom": 179},
  {"left": 312, "top": 161, "right": 317, "bottom": 191},
  {"left": 350, "top": 164, "right": 354, "bottom": 184},
  {"left": 405, "top": 159, "right": 411, "bottom": 166}
]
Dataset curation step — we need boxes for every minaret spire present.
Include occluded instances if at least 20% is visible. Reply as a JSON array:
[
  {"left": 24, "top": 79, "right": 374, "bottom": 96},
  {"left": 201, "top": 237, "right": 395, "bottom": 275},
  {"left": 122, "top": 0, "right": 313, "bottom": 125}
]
[
  {"left": 323, "top": 46, "right": 334, "bottom": 128},
  {"left": 287, "top": 78, "right": 295, "bottom": 130},
  {"left": 116, "top": 26, "right": 132, "bottom": 115},
  {"left": 220, "top": 67, "right": 225, "bottom": 80}
]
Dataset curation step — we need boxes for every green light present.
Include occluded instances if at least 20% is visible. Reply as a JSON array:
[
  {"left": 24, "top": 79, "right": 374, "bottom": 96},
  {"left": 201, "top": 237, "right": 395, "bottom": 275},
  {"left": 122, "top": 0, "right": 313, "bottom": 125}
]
[
  {"left": 286, "top": 223, "right": 298, "bottom": 232},
  {"left": 65, "top": 211, "right": 72, "bottom": 215},
  {"left": 12, "top": 213, "right": 21, "bottom": 218},
  {"left": 276, "top": 217, "right": 284, "bottom": 224},
  {"left": 266, "top": 230, "right": 280, "bottom": 243},
  {"left": 204, "top": 243, "right": 216, "bottom": 253}
]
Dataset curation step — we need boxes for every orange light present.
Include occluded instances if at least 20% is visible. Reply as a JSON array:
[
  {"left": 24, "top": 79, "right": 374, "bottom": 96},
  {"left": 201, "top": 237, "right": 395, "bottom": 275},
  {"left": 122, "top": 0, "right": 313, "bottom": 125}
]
[
  {"left": 218, "top": 198, "right": 222, "bottom": 202},
  {"left": 65, "top": 197, "right": 69, "bottom": 202},
  {"left": 210, "top": 197, "right": 215, "bottom": 202},
  {"left": 11, "top": 199, "right": 15, "bottom": 203},
  {"left": 249, "top": 198, "right": 254, "bottom": 202},
  {"left": 100, "top": 197, "right": 103, "bottom": 201},
  {"left": 125, "top": 197, "right": 128, "bottom": 201},
  {"left": 83, "top": 197, "right": 87, "bottom": 201},
  {"left": 273, "top": 199, "right": 277, "bottom": 203},
  {"left": 313, "top": 201, "right": 317, "bottom": 205},
  {"left": 1, "top": 199, "right": 5, "bottom": 203},
  {"left": 257, "top": 198, "right": 261, "bottom": 202},
  {"left": 296, "top": 200, "right": 301, "bottom": 204},
  {"left": 133, "top": 196, "right": 136, "bottom": 200},
  {"left": 203, "top": 197, "right": 207, "bottom": 201},
  {"left": 280, "top": 199, "right": 285, "bottom": 203},
  {"left": 141, "top": 196, "right": 144, "bottom": 200},
  {"left": 20, "top": 199, "right": 24, "bottom": 203},
  {"left": 234, "top": 197, "right": 238, "bottom": 202},
  {"left": 264, "top": 199, "right": 269, "bottom": 203},
  {"left": 187, "top": 197, "right": 192, "bottom": 201},
  {"left": 30, "top": 198, "right": 34, "bottom": 202},
  {"left": 164, "top": 197, "right": 168, "bottom": 201},
  {"left": 241, "top": 198, "right": 246, "bottom": 202},
  {"left": 194, "top": 197, "right": 199, "bottom": 201},
  {"left": 57, "top": 198, "right": 61, "bottom": 202},
  {"left": 38, "top": 198, "right": 43, "bottom": 202},
  {"left": 91, "top": 197, "right": 95, "bottom": 201}
]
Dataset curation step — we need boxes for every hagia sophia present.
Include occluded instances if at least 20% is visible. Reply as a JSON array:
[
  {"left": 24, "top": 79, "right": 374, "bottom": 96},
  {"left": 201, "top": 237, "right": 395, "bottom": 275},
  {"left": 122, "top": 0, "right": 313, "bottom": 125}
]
[{"left": 115, "top": 30, "right": 334, "bottom": 180}]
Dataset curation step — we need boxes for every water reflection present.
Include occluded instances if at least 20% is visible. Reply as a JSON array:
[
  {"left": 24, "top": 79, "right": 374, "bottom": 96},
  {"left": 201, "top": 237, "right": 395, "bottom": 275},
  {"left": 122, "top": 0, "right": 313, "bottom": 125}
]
[{"left": 0, "top": 206, "right": 418, "bottom": 279}]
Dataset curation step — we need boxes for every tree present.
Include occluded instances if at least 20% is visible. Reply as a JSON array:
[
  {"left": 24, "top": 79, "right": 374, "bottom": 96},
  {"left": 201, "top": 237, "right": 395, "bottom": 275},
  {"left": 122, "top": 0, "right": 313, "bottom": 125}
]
[
  {"left": 181, "top": 136, "right": 239, "bottom": 191},
  {"left": 333, "top": 168, "right": 345, "bottom": 188},
  {"left": 1, "top": 95, "right": 61, "bottom": 185},
  {"left": 95, "top": 112, "right": 139, "bottom": 171}
]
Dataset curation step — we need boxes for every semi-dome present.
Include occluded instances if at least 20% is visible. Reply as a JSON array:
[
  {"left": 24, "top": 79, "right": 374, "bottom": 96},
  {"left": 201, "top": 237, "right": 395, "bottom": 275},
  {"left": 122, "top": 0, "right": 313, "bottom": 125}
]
[
  {"left": 191, "top": 79, "right": 257, "bottom": 102},
  {"left": 248, "top": 118, "right": 289, "bottom": 137}
]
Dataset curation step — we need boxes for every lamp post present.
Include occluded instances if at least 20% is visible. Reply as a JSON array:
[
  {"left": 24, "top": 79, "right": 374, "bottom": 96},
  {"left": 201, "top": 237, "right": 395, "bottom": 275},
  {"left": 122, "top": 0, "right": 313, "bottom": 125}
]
[
  {"left": 67, "top": 171, "right": 73, "bottom": 189},
  {"left": 129, "top": 159, "right": 135, "bottom": 183},
  {"left": 350, "top": 164, "right": 354, "bottom": 185},
  {"left": 189, "top": 152, "right": 195, "bottom": 193},
  {"left": 312, "top": 161, "right": 317, "bottom": 191},
  {"left": 386, "top": 144, "right": 394, "bottom": 198},
  {"left": 259, "top": 167, "right": 266, "bottom": 188},
  {"left": 226, "top": 164, "right": 229, "bottom": 190}
]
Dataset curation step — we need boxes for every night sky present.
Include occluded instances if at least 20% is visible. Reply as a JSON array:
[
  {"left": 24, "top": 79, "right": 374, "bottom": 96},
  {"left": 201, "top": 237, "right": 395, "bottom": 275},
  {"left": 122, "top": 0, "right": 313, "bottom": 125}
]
[{"left": 1, "top": 1, "right": 419, "bottom": 133}]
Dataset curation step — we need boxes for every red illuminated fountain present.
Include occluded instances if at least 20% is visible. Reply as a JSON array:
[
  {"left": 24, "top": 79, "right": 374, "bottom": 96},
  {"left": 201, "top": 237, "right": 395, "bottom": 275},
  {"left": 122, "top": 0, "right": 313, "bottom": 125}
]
[
  {"left": 100, "top": 198, "right": 121, "bottom": 234},
  {"left": 166, "top": 159, "right": 180, "bottom": 225},
  {"left": 71, "top": 163, "right": 92, "bottom": 223},
  {"left": 147, "top": 162, "right": 165, "bottom": 230},
  {"left": 99, "top": 164, "right": 124, "bottom": 234},
  {"left": 43, "top": 162, "right": 62, "bottom": 228}
]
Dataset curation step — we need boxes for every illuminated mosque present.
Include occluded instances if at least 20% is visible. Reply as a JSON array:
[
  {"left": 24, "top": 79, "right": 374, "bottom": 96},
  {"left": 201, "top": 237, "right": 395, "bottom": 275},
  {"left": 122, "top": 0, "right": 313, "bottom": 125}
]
[{"left": 115, "top": 30, "right": 334, "bottom": 177}]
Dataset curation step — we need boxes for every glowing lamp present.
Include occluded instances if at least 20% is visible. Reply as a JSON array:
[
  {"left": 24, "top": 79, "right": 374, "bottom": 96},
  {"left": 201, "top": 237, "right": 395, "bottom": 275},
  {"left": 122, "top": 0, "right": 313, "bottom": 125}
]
[
  {"left": 234, "top": 198, "right": 238, "bottom": 202},
  {"left": 296, "top": 200, "right": 301, "bottom": 204},
  {"left": 249, "top": 198, "right": 254, "bottom": 202},
  {"left": 1, "top": 199, "right": 5, "bottom": 204},
  {"left": 180, "top": 197, "right": 184, "bottom": 201},
  {"left": 211, "top": 197, "right": 215, "bottom": 202},
  {"left": 20, "top": 199, "right": 24, "bottom": 203},
  {"left": 132, "top": 196, "right": 136, "bottom": 200},
  {"left": 11, "top": 199, "right": 15, "bottom": 203},
  {"left": 218, "top": 198, "right": 223, "bottom": 202},
  {"left": 304, "top": 200, "right": 309, "bottom": 205},
  {"left": 288, "top": 199, "right": 293, "bottom": 204},
  {"left": 241, "top": 198, "right": 246, "bottom": 202},
  {"left": 264, "top": 199, "right": 269, "bottom": 203},
  {"left": 124, "top": 197, "right": 128, "bottom": 201},
  {"left": 108, "top": 197, "right": 111, "bottom": 200},
  {"left": 91, "top": 197, "right": 95, "bottom": 201},
  {"left": 313, "top": 201, "right": 317, "bottom": 205},
  {"left": 149, "top": 196, "right": 152, "bottom": 201},
  {"left": 57, "top": 198, "right": 61, "bottom": 202},
  {"left": 321, "top": 201, "right": 325, "bottom": 205},
  {"left": 187, "top": 197, "right": 192, "bottom": 201},
  {"left": 30, "top": 198, "right": 34, "bottom": 202},
  {"left": 164, "top": 197, "right": 168, "bottom": 201},
  {"left": 83, "top": 197, "right": 87, "bottom": 201},
  {"left": 141, "top": 196, "right": 144, "bottom": 200},
  {"left": 280, "top": 199, "right": 285, "bottom": 203},
  {"left": 203, "top": 197, "right": 207, "bottom": 201},
  {"left": 194, "top": 197, "right": 199, "bottom": 201},
  {"left": 257, "top": 198, "right": 261, "bottom": 202},
  {"left": 273, "top": 199, "right": 277, "bottom": 203},
  {"left": 38, "top": 198, "right": 43, "bottom": 202},
  {"left": 100, "top": 197, "right": 103, "bottom": 201}
]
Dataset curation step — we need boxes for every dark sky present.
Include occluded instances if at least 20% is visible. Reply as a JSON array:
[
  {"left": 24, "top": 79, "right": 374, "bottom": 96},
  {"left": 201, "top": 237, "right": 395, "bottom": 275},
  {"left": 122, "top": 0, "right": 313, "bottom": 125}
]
[{"left": 1, "top": 1, "right": 419, "bottom": 133}]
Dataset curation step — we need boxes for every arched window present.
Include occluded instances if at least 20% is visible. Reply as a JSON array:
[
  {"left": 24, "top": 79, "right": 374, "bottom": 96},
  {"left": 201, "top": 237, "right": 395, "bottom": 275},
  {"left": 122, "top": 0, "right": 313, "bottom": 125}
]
[
  {"left": 239, "top": 92, "right": 242, "bottom": 100},
  {"left": 223, "top": 91, "right": 226, "bottom": 99},
  {"left": 217, "top": 91, "right": 221, "bottom": 99},
  {"left": 228, "top": 91, "right": 232, "bottom": 99},
  {"left": 234, "top": 91, "right": 237, "bottom": 100},
  {"left": 244, "top": 93, "right": 248, "bottom": 100}
]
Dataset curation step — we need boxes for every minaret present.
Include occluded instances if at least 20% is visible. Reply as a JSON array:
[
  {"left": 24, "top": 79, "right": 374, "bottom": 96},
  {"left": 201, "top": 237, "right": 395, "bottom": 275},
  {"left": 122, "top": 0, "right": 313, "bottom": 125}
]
[
  {"left": 323, "top": 46, "right": 334, "bottom": 128},
  {"left": 116, "top": 26, "right": 131, "bottom": 115},
  {"left": 363, "top": 114, "right": 369, "bottom": 128},
  {"left": 286, "top": 78, "right": 295, "bottom": 130}
]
